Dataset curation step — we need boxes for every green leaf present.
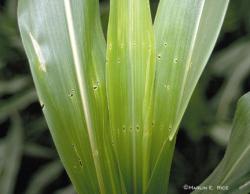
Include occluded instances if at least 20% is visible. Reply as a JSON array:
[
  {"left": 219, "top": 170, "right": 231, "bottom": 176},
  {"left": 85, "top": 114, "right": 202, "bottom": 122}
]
[
  {"left": 106, "top": 0, "right": 155, "bottom": 193},
  {"left": 0, "top": 89, "right": 37, "bottom": 122},
  {"left": 209, "top": 123, "right": 231, "bottom": 146},
  {"left": 211, "top": 40, "right": 250, "bottom": 120},
  {"left": 25, "top": 117, "right": 47, "bottom": 138},
  {"left": 18, "top": 0, "right": 114, "bottom": 193},
  {"left": 24, "top": 143, "right": 56, "bottom": 159},
  {"left": 0, "top": 114, "right": 24, "bottom": 194},
  {"left": 54, "top": 186, "right": 75, "bottom": 194},
  {"left": 192, "top": 92, "right": 250, "bottom": 194},
  {"left": 18, "top": 0, "right": 229, "bottom": 193},
  {"left": 153, "top": 0, "right": 229, "bottom": 144},
  {"left": 146, "top": 1, "right": 229, "bottom": 193},
  {"left": 210, "top": 39, "right": 250, "bottom": 76},
  {"left": 25, "top": 161, "right": 63, "bottom": 194},
  {"left": 0, "top": 76, "right": 31, "bottom": 95}
]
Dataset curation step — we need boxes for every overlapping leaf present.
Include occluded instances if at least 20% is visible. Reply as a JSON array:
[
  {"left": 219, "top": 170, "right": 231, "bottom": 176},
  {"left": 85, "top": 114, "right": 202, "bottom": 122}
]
[
  {"left": 18, "top": 0, "right": 113, "bottom": 193},
  {"left": 18, "top": 0, "right": 229, "bottom": 193},
  {"left": 193, "top": 92, "right": 250, "bottom": 194},
  {"left": 106, "top": 0, "right": 155, "bottom": 193},
  {"left": 146, "top": 1, "right": 229, "bottom": 193}
]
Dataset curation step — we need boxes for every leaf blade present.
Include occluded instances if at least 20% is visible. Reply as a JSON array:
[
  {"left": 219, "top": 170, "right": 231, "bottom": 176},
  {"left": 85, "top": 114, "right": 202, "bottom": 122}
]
[
  {"left": 18, "top": 0, "right": 111, "bottom": 193},
  {"left": 106, "top": 0, "right": 155, "bottom": 193},
  {"left": 192, "top": 92, "right": 250, "bottom": 194},
  {"left": 147, "top": 1, "right": 229, "bottom": 193}
]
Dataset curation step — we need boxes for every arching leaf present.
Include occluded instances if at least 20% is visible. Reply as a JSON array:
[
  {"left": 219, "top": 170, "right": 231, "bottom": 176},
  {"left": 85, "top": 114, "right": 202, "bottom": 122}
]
[{"left": 193, "top": 92, "right": 250, "bottom": 194}]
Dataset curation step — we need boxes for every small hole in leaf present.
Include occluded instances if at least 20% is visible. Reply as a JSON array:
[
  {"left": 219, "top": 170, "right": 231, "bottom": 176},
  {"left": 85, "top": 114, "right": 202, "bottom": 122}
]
[
  {"left": 117, "top": 58, "right": 121, "bottom": 64},
  {"left": 164, "top": 84, "right": 170, "bottom": 90},
  {"left": 79, "top": 160, "right": 83, "bottom": 168},
  {"left": 109, "top": 43, "right": 112, "bottom": 50},
  {"left": 68, "top": 89, "right": 75, "bottom": 97}
]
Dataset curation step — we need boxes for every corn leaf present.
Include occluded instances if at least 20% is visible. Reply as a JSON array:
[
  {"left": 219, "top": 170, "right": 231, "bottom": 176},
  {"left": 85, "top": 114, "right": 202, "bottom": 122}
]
[
  {"left": 18, "top": 0, "right": 111, "bottom": 193},
  {"left": 0, "top": 114, "right": 23, "bottom": 194},
  {"left": 18, "top": 0, "right": 229, "bottom": 193},
  {"left": 106, "top": 0, "right": 155, "bottom": 193},
  {"left": 146, "top": 1, "right": 229, "bottom": 193},
  {"left": 193, "top": 92, "right": 250, "bottom": 194}
]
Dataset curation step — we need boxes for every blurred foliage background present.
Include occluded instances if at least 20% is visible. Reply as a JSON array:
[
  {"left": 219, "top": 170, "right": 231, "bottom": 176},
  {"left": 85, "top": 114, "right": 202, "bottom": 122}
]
[{"left": 0, "top": 0, "right": 249, "bottom": 194}]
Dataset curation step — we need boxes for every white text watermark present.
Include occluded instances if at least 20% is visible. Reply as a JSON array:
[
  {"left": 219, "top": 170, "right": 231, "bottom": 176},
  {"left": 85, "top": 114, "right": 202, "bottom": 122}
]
[{"left": 183, "top": 184, "right": 229, "bottom": 191}]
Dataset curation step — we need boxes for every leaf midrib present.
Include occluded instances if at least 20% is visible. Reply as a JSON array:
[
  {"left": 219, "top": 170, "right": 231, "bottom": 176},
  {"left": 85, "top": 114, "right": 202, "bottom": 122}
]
[{"left": 63, "top": 0, "right": 105, "bottom": 193}]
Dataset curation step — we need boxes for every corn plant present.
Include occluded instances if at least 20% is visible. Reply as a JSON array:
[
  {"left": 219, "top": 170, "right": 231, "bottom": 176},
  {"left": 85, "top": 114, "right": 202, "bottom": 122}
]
[{"left": 17, "top": 0, "right": 238, "bottom": 193}]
